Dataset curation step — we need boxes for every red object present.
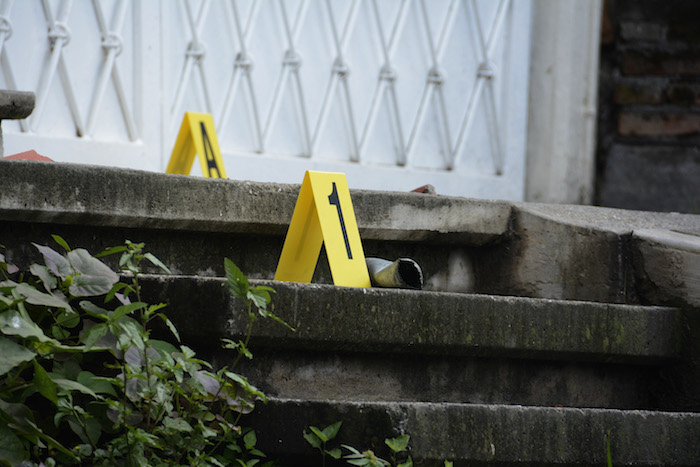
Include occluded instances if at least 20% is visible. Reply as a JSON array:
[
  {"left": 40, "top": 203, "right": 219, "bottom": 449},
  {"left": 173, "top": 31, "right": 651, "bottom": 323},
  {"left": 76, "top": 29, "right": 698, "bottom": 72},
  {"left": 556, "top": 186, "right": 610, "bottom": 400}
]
[
  {"left": 410, "top": 184, "right": 436, "bottom": 194},
  {"left": 3, "top": 150, "right": 53, "bottom": 161}
]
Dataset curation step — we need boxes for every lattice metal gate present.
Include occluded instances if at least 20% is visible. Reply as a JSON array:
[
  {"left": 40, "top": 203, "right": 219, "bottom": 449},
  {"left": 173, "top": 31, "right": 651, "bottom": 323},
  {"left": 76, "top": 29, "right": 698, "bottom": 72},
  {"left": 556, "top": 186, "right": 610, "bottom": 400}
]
[{"left": 1, "top": 0, "right": 532, "bottom": 200}]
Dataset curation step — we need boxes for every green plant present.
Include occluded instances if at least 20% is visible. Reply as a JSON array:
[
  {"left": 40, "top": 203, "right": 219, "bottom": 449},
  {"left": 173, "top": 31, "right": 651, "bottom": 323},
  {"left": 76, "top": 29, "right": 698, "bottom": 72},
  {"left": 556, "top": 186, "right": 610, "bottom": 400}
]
[
  {"left": 606, "top": 431, "right": 613, "bottom": 467},
  {"left": 304, "top": 422, "right": 433, "bottom": 467},
  {"left": 342, "top": 434, "right": 412, "bottom": 467},
  {"left": 0, "top": 237, "right": 287, "bottom": 466},
  {"left": 304, "top": 421, "right": 343, "bottom": 466}
]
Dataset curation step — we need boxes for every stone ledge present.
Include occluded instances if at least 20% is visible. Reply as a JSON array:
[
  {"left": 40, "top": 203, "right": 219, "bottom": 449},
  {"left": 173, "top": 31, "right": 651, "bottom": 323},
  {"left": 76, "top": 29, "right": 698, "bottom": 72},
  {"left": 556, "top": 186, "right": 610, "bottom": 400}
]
[
  {"left": 139, "top": 275, "right": 681, "bottom": 364},
  {"left": 0, "top": 90, "right": 34, "bottom": 120},
  {"left": 248, "top": 398, "right": 700, "bottom": 466},
  {"left": 0, "top": 160, "right": 511, "bottom": 246}
]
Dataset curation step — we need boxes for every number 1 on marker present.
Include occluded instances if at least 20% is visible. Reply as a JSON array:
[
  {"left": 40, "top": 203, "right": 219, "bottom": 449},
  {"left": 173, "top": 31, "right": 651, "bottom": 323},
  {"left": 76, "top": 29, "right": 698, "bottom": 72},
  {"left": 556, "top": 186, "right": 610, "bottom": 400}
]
[
  {"left": 274, "top": 171, "right": 370, "bottom": 287},
  {"left": 328, "top": 182, "right": 352, "bottom": 259}
]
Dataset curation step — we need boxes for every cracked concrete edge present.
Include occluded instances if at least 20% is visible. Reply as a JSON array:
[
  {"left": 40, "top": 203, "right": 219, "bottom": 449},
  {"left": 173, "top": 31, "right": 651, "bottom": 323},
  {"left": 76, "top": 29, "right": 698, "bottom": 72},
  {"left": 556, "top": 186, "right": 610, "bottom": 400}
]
[
  {"left": 138, "top": 275, "right": 681, "bottom": 363},
  {"left": 248, "top": 398, "right": 700, "bottom": 466},
  {"left": 514, "top": 202, "right": 700, "bottom": 237}
]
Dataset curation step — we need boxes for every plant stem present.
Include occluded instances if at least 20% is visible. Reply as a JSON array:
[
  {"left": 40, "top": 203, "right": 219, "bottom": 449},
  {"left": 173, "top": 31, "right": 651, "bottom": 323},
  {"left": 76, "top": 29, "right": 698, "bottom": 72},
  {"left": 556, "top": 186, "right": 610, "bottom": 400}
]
[{"left": 231, "top": 302, "right": 255, "bottom": 370}]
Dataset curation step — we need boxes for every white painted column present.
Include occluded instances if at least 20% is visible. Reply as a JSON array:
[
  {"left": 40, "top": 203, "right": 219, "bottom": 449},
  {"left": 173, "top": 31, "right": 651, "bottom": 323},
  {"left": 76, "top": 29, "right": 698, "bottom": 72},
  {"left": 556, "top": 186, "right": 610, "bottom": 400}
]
[{"left": 525, "top": 0, "right": 603, "bottom": 204}]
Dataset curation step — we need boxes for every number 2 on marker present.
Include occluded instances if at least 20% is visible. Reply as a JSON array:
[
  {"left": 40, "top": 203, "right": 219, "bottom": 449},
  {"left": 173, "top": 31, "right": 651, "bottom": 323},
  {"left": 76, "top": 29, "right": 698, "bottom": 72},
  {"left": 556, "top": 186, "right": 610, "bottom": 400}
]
[{"left": 328, "top": 182, "right": 353, "bottom": 259}]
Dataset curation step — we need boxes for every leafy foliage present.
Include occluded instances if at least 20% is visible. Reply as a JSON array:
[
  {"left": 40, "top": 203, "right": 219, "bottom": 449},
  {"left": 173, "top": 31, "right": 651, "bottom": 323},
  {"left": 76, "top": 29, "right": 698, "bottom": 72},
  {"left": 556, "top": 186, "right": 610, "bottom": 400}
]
[
  {"left": 303, "top": 422, "right": 446, "bottom": 467},
  {"left": 0, "top": 237, "right": 284, "bottom": 466},
  {"left": 304, "top": 421, "right": 343, "bottom": 466}
]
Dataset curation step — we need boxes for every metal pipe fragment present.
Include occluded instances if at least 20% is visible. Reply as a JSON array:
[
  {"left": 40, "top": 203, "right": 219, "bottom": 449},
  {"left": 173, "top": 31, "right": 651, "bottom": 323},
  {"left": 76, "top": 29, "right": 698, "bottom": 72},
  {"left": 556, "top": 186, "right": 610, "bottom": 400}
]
[{"left": 365, "top": 257, "right": 423, "bottom": 290}]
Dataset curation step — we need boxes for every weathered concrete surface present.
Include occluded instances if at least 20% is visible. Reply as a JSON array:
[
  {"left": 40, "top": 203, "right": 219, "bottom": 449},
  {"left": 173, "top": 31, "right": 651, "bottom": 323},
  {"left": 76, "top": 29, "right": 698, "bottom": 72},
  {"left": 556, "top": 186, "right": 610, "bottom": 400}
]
[
  {"left": 3, "top": 160, "right": 700, "bottom": 304},
  {"left": 233, "top": 350, "right": 661, "bottom": 410},
  {"left": 632, "top": 229, "right": 700, "bottom": 308},
  {"left": 477, "top": 202, "right": 700, "bottom": 304},
  {"left": 246, "top": 398, "right": 700, "bottom": 466},
  {"left": 139, "top": 276, "right": 680, "bottom": 364},
  {"left": 137, "top": 275, "right": 685, "bottom": 409},
  {"left": 0, "top": 160, "right": 510, "bottom": 245}
]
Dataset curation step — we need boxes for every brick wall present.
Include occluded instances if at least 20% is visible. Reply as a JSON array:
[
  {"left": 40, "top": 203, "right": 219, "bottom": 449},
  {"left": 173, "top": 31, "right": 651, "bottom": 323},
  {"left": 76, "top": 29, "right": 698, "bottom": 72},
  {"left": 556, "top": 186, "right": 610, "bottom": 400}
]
[{"left": 596, "top": 0, "right": 700, "bottom": 213}]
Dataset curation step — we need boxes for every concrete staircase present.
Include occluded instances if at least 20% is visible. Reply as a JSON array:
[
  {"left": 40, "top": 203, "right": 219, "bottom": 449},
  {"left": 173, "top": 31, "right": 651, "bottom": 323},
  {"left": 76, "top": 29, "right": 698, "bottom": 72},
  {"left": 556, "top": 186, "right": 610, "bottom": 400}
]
[{"left": 2, "top": 160, "right": 700, "bottom": 465}]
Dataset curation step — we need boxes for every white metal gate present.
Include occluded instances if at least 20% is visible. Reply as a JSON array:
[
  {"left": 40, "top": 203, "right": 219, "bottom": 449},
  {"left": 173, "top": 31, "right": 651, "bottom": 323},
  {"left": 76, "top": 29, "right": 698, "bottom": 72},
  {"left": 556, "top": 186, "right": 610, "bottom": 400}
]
[{"left": 1, "top": 0, "right": 532, "bottom": 200}]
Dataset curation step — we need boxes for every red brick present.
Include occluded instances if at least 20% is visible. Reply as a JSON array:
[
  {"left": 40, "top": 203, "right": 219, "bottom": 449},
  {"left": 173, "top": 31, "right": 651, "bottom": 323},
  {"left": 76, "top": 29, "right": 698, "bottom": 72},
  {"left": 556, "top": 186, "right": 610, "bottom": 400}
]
[
  {"left": 666, "top": 82, "right": 700, "bottom": 105},
  {"left": 618, "top": 112, "right": 700, "bottom": 137},
  {"left": 601, "top": 0, "right": 615, "bottom": 45},
  {"left": 623, "top": 50, "right": 700, "bottom": 76},
  {"left": 614, "top": 82, "right": 664, "bottom": 105}
]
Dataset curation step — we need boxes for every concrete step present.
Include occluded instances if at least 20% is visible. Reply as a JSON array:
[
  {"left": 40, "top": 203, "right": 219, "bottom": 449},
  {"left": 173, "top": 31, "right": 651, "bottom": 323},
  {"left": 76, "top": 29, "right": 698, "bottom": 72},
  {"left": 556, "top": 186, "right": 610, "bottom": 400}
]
[
  {"left": 2, "top": 161, "right": 700, "bottom": 464},
  {"left": 139, "top": 275, "right": 682, "bottom": 410},
  {"left": 246, "top": 397, "right": 700, "bottom": 466},
  {"left": 4, "top": 160, "right": 699, "bottom": 305}
]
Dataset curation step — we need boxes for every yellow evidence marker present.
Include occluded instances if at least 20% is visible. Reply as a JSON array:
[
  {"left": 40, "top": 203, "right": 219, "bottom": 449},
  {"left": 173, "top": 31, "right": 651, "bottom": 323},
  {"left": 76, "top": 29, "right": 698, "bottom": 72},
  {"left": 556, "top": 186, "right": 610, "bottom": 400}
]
[
  {"left": 275, "top": 171, "right": 371, "bottom": 288},
  {"left": 166, "top": 112, "right": 227, "bottom": 178}
]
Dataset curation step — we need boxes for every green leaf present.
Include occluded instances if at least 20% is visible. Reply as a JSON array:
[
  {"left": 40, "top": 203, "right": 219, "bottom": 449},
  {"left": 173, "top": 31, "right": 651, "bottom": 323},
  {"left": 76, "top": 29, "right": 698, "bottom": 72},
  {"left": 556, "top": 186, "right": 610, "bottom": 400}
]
[
  {"left": 0, "top": 251, "right": 19, "bottom": 276},
  {"left": 51, "top": 324, "right": 69, "bottom": 340},
  {"left": 30, "top": 263, "right": 58, "bottom": 291},
  {"left": 342, "top": 444, "right": 362, "bottom": 455},
  {"left": 94, "top": 245, "right": 127, "bottom": 258},
  {"left": 385, "top": 434, "right": 409, "bottom": 452},
  {"left": 159, "top": 313, "right": 180, "bottom": 342},
  {"left": 192, "top": 370, "right": 221, "bottom": 396},
  {"left": 243, "top": 430, "right": 257, "bottom": 450},
  {"left": 303, "top": 430, "right": 322, "bottom": 448},
  {"left": 80, "top": 300, "right": 110, "bottom": 317},
  {"left": 346, "top": 459, "right": 371, "bottom": 466},
  {"left": 444, "top": 461, "right": 453, "bottom": 467},
  {"left": 81, "top": 322, "right": 108, "bottom": 351},
  {"left": 14, "top": 283, "right": 71, "bottom": 311},
  {"left": 149, "top": 339, "right": 179, "bottom": 358},
  {"left": 247, "top": 289, "right": 270, "bottom": 310},
  {"left": 104, "top": 282, "right": 129, "bottom": 303},
  {"left": 309, "top": 426, "right": 328, "bottom": 443},
  {"left": 33, "top": 360, "right": 58, "bottom": 405},
  {"left": 52, "top": 234, "right": 71, "bottom": 252},
  {"left": 224, "top": 258, "right": 248, "bottom": 298},
  {"left": 0, "top": 310, "right": 54, "bottom": 342},
  {"left": 0, "top": 420, "right": 26, "bottom": 466},
  {"left": 0, "top": 336, "right": 35, "bottom": 375},
  {"left": 321, "top": 421, "right": 342, "bottom": 441},
  {"left": 33, "top": 243, "right": 72, "bottom": 278},
  {"left": 77, "top": 371, "right": 117, "bottom": 396},
  {"left": 327, "top": 448, "right": 342, "bottom": 459},
  {"left": 397, "top": 458, "right": 413, "bottom": 467},
  {"left": 117, "top": 319, "right": 145, "bottom": 350},
  {"left": 55, "top": 310, "right": 80, "bottom": 328},
  {"left": 52, "top": 378, "right": 100, "bottom": 399},
  {"left": 80, "top": 418, "right": 102, "bottom": 446},
  {"left": 143, "top": 253, "right": 171, "bottom": 274},
  {"left": 113, "top": 302, "right": 147, "bottom": 321},
  {"left": 66, "top": 249, "right": 119, "bottom": 296},
  {"left": 0, "top": 398, "right": 36, "bottom": 434},
  {"left": 163, "top": 417, "right": 193, "bottom": 432},
  {"left": 224, "top": 371, "right": 265, "bottom": 401},
  {"left": 0, "top": 399, "right": 76, "bottom": 461}
]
